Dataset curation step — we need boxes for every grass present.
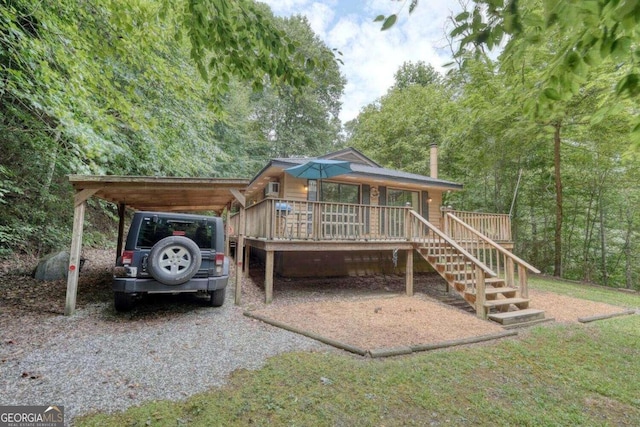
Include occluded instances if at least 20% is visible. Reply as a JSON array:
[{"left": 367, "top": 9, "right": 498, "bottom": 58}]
[
  {"left": 76, "top": 278, "right": 640, "bottom": 427},
  {"left": 530, "top": 276, "right": 640, "bottom": 308}
]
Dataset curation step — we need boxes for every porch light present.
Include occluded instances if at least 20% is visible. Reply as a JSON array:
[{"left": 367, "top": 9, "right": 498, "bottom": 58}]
[{"left": 428, "top": 197, "right": 433, "bottom": 203}]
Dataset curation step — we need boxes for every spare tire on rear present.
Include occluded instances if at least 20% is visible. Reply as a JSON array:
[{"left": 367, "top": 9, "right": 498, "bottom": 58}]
[{"left": 148, "top": 236, "right": 202, "bottom": 285}]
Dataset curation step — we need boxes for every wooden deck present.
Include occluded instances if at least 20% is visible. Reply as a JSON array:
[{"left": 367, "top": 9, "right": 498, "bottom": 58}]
[{"left": 229, "top": 199, "right": 542, "bottom": 324}]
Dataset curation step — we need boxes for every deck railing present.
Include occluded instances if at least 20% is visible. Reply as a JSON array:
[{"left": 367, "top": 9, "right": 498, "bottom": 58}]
[
  {"left": 442, "top": 209, "right": 512, "bottom": 242},
  {"left": 231, "top": 198, "right": 412, "bottom": 241},
  {"left": 443, "top": 212, "right": 540, "bottom": 298}
]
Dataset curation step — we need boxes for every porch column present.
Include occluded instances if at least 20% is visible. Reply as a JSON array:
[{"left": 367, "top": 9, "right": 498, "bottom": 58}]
[
  {"left": 405, "top": 249, "right": 414, "bottom": 296},
  {"left": 65, "top": 188, "right": 98, "bottom": 316},
  {"left": 265, "top": 250, "right": 274, "bottom": 303}
]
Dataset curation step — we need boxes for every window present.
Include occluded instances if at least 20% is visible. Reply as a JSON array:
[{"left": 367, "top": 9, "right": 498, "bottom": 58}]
[
  {"left": 137, "top": 217, "right": 214, "bottom": 249},
  {"left": 321, "top": 182, "right": 360, "bottom": 204},
  {"left": 386, "top": 188, "right": 419, "bottom": 210}
]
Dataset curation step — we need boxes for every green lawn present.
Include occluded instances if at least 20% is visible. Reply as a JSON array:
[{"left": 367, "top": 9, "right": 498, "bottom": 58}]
[
  {"left": 530, "top": 276, "right": 640, "bottom": 308},
  {"left": 78, "top": 279, "right": 640, "bottom": 427}
]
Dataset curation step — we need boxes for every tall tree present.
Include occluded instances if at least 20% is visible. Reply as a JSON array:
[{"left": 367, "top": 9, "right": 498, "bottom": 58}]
[
  {"left": 348, "top": 64, "right": 453, "bottom": 176},
  {"left": 249, "top": 15, "right": 346, "bottom": 158}
]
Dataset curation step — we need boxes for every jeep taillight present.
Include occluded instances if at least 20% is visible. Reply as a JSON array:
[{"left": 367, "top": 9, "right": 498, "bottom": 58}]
[
  {"left": 122, "top": 250, "right": 134, "bottom": 265},
  {"left": 215, "top": 253, "right": 224, "bottom": 266}
]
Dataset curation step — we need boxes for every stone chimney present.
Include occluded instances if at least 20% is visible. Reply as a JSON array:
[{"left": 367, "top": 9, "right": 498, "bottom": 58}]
[{"left": 430, "top": 143, "right": 438, "bottom": 179}]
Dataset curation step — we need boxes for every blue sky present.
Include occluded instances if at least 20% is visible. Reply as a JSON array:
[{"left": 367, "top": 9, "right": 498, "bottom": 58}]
[{"left": 260, "top": 0, "right": 463, "bottom": 123}]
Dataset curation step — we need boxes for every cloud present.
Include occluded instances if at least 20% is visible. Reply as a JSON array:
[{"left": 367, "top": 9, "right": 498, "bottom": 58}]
[{"left": 261, "top": 0, "right": 461, "bottom": 123}]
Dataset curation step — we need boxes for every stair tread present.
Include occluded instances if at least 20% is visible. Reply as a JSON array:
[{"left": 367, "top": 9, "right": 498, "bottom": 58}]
[
  {"left": 483, "top": 297, "right": 529, "bottom": 307},
  {"left": 465, "top": 287, "right": 517, "bottom": 295},
  {"left": 488, "top": 308, "right": 544, "bottom": 319},
  {"left": 484, "top": 287, "right": 517, "bottom": 294},
  {"left": 455, "top": 277, "right": 505, "bottom": 285}
]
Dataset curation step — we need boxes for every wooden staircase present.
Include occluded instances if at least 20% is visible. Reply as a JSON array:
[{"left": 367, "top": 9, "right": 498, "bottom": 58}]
[{"left": 409, "top": 211, "right": 545, "bottom": 326}]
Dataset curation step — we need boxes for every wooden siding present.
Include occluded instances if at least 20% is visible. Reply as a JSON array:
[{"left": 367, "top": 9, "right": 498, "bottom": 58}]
[
  {"left": 428, "top": 191, "right": 442, "bottom": 228},
  {"left": 282, "top": 174, "right": 307, "bottom": 200}
]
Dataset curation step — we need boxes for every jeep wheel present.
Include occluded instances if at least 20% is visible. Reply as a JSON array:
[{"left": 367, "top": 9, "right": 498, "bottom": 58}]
[
  {"left": 148, "top": 236, "right": 202, "bottom": 285},
  {"left": 209, "top": 288, "right": 225, "bottom": 307},
  {"left": 114, "top": 292, "right": 134, "bottom": 312}
]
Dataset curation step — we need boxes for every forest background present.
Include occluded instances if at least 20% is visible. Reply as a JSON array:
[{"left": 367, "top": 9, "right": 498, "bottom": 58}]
[{"left": 1, "top": 0, "right": 638, "bottom": 290}]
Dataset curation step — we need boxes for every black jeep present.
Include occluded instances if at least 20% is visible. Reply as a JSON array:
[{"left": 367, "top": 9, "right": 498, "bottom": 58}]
[{"left": 112, "top": 211, "right": 229, "bottom": 311}]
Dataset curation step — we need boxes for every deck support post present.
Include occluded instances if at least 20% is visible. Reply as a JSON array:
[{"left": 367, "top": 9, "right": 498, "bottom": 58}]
[
  {"left": 405, "top": 249, "right": 414, "bottom": 296},
  {"left": 265, "top": 250, "right": 274, "bottom": 303},
  {"left": 243, "top": 244, "right": 250, "bottom": 278}
]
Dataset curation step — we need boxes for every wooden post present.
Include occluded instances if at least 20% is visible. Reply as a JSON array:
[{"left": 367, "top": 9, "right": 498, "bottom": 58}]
[
  {"left": 506, "top": 257, "right": 515, "bottom": 288},
  {"left": 243, "top": 244, "right": 250, "bottom": 278},
  {"left": 231, "top": 189, "right": 246, "bottom": 306},
  {"left": 116, "top": 202, "right": 126, "bottom": 262},
  {"left": 265, "top": 250, "right": 274, "bottom": 303},
  {"left": 405, "top": 249, "right": 414, "bottom": 296},
  {"left": 313, "top": 203, "right": 321, "bottom": 239},
  {"left": 64, "top": 188, "right": 98, "bottom": 316},
  {"left": 519, "top": 265, "right": 528, "bottom": 298},
  {"left": 224, "top": 204, "right": 230, "bottom": 257},
  {"left": 234, "top": 206, "right": 245, "bottom": 305},
  {"left": 475, "top": 266, "right": 486, "bottom": 319}
]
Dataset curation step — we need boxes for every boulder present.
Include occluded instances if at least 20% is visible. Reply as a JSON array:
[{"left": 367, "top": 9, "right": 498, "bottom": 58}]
[{"left": 34, "top": 251, "right": 70, "bottom": 281}]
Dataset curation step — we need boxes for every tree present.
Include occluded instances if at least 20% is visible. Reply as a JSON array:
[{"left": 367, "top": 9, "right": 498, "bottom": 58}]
[
  {"left": 378, "top": 0, "right": 640, "bottom": 145},
  {"left": 393, "top": 61, "right": 442, "bottom": 89},
  {"left": 0, "top": 0, "right": 337, "bottom": 255},
  {"left": 249, "top": 15, "right": 346, "bottom": 158},
  {"left": 348, "top": 65, "right": 453, "bottom": 176}
]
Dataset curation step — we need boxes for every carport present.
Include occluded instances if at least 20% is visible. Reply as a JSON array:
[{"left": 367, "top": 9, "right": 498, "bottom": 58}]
[{"left": 65, "top": 175, "right": 249, "bottom": 315}]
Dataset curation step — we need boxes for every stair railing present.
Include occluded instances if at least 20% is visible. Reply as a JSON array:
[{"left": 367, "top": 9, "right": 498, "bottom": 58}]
[
  {"left": 443, "top": 212, "right": 540, "bottom": 298},
  {"left": 408, "top": 210, "right": 496, "bottom": 318}
]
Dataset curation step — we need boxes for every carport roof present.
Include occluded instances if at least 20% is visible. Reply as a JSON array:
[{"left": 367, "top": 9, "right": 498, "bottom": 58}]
[{"left": 68, "top": 175, "right": 249, "bottom": 212}]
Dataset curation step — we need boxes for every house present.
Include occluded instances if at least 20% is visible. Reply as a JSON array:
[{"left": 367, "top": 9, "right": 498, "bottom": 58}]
[{"left": 229, "top": 147, "right": 543, "bottom": 325}]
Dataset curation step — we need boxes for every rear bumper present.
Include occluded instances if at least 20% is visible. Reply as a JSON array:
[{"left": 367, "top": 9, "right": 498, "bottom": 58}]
[{"left": 113, "top": 275, "right": 228, "bottom": 294}]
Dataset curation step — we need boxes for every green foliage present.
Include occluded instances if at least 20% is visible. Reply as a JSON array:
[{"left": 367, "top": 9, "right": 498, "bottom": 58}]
[
  {"left": 450, "top": 0, "right": 640, "bottom": 146},
  {"left": 0, "top": 0, "right": 344, "bottom": 255},
  {"left": 248, "top": 15, "right": 346, "bottom": 158},
  {"left": 348, "top": 65, "right": 453, "bottom": 175}
]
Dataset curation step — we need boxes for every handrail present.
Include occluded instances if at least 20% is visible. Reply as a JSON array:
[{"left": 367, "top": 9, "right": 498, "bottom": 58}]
[
  {"left": 443, "top": 208, "right": 512, "bottom": 242},
  {"left": 445, "top": 213, "right": 540, "bottom": 274},
  {"left": 409, "top": 210, "right": 496, "bottom": 277}
]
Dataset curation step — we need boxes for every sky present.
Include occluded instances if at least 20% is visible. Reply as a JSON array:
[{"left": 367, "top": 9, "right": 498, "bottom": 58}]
[{"left": 260, "top": 0, "right": 463, "bottom": 123}]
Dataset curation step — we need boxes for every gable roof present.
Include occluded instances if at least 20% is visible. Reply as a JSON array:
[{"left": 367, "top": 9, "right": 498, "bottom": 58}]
[{"left": 318, "top": 147, "right": 380, "bottom": 167}]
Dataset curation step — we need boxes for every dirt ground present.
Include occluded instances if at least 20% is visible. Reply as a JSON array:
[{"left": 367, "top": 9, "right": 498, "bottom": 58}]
[
  {"left": 241, "top": 266, "right": 631, "bottom": 350},
  {"left": 0, "top": 249, "right": 632, "bottom": 357}
]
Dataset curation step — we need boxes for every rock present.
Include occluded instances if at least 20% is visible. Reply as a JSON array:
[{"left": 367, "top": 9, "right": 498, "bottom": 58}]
[{"left": 34, "top": 251, "right": 70, "bottom": 281}]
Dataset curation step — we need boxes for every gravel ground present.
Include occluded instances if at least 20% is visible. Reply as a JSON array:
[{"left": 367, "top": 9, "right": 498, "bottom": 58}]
[{"left": 0, "top": 250, "right": 332, "bottom": 425}]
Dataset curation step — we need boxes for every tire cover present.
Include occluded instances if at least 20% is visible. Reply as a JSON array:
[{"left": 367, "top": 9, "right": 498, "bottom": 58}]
[{"left": 148, "top": 236, "right": 202, "bottom": 285}]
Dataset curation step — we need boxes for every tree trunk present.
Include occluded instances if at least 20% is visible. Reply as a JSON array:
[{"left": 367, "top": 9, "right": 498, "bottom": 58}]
[
  {"left": 553, "top": 122, "right": 563, "bottom": 277},
  {"left": 598, "top": 178, "right": 607, "bottom": 286},
  {"left": 624, "top": 206, "right": 633, "bottom": 289}
]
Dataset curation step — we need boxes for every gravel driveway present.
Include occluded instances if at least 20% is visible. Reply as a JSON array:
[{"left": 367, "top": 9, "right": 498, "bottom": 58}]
[{"left": 0, "top": 284, "right": 330, "bottom": 425}]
